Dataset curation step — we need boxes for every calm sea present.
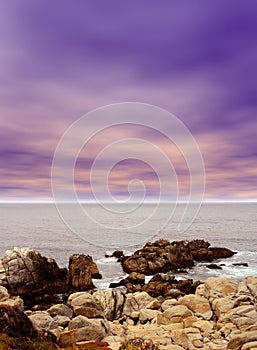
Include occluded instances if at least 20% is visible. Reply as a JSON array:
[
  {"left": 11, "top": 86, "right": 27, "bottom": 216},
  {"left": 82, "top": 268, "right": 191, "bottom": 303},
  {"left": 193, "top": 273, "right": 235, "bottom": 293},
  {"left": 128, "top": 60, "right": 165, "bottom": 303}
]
[{"left": 0, "top": 203, "right": 256, "bottom": 288}]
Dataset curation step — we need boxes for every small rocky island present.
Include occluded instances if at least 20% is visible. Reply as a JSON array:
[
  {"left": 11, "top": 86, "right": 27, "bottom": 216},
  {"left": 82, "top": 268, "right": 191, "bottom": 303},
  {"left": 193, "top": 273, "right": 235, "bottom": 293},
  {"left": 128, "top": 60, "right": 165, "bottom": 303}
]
[{"left": 0, "top": 239, "right": 257, "bottom": 349}]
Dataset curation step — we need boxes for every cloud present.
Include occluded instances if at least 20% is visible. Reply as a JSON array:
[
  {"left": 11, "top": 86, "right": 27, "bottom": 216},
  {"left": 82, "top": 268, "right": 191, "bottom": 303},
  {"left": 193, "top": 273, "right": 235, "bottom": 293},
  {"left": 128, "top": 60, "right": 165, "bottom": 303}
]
[{"left": 0, "top": 1, "right": 257, "bottom": 200}]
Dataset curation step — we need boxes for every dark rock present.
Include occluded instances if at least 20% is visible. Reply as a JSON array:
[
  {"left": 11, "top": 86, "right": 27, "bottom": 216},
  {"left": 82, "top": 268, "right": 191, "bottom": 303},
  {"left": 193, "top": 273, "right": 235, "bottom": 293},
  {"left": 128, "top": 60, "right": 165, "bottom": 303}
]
[
  {"left": 0, "top": 306, "right": 36, "bottom": 338},
  {"left": 111, "top": 250, "right": 124, "bottom": 259},
  {"left": 209, "top": 247, "right": 234, "bottom": 259},
  {"left": 232, "top": 262, "right": 249, "bottom": 267},
  {"left": 68, "top": 254, "right": 102, "bottom": 291},
  {"left": 206, "top": 264, "right": 223, "bottom": 270},
  {"left": 121, "top": 239, "right": 234, "bottom": 275}
]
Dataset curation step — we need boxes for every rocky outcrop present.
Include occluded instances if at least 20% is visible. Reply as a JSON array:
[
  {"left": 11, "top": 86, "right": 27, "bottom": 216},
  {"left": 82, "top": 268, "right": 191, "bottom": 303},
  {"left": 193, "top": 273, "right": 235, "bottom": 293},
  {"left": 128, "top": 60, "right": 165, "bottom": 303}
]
[
  {"left": 112, "top": 272, "right": 201, "bottom": 298},
  {"left": 0, "top": 247, "right": 67, "bottom": 295},
  {"left": 0, "top": 248, "right": 102, "bottom": 306},
  {"left": 68, "top": 254, "right": 102, "bottom": 291},
  {"left": 121, "top": 239, "right": 234, "bottom": 275}
]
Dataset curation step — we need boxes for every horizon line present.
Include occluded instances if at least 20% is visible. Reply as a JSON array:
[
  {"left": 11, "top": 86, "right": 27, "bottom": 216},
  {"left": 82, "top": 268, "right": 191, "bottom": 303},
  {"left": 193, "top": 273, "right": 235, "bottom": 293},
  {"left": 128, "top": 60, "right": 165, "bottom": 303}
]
[{"left": 0, "top": 199, "right": 256, "bottom": 204}]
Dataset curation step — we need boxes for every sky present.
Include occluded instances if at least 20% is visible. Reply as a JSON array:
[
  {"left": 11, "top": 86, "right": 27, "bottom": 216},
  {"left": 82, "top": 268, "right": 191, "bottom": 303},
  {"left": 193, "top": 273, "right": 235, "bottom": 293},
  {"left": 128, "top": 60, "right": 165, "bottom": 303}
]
[{"left": 1, "top": 1, "right": 257, "bottom": 202}]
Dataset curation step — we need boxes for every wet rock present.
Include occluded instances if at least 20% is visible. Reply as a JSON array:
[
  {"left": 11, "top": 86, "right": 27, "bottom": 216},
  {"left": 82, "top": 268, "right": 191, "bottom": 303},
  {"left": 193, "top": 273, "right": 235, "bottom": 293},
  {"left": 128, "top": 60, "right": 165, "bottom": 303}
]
[
  {"left": 206, "top": 263, "right": 223, "bottom": 270},
  {"left": 68, "top": 254, "right": 102, "bottom": 291},
  {"left": 233, "top": 262, "right": 248, "bottom": 267},
  {"left": 111, "top": 250, "right": 124, "bottom": 259},
  {"left": 121, "top": 239, "right": 234, "bottom": 276}
]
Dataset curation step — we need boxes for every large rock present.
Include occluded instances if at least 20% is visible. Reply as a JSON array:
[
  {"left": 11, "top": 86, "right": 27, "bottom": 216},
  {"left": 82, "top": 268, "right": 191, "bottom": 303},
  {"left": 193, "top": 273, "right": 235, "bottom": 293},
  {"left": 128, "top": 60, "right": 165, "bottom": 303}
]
[
  {"left": 202, "top": 277, "right": 238, "bottom": 300},
  {"left": 122, "top": 291, "right": 154, "bottom": 317},
  {"left": 58, "top": 315, "right": 109, "bottom": 346},
  {"left": 0, "top": 247, "right": 67, "bottom": 295},
  {"left": 68, "top": 254, "right": 102, "bottom": 291},
  {"left": 93, "top": 289, "right": 125, "bottom": 321},
  {"left": 47, "top": 303, "right": 73, "bottom": 319},
  {"left": 0, "top": 306, "right": 36, "bottom": 338},
  {"left": 28, "top": 311, "right": 58, "bottom": 333},
  {"left": 157, "top": 305, "right": 192, "bottom": 324},
  {"left": 121, "top": 239, "right": 234, "bottom": 275},
  {"left": 67, "top": 291, "right": 105, "bottom": 318},
  {"left": 178, "top": 294, "right": 212, "bottom": 320},
  {"left": 227, "top": 330, "right": 257, "bottom": 349}
]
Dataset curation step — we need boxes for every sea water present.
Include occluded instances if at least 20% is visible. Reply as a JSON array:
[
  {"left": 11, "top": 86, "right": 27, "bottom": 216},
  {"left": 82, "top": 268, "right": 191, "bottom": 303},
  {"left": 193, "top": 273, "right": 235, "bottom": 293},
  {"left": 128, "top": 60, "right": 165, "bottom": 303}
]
[{"left": 0, "top": 202, "right": 256, "bottom": 288}]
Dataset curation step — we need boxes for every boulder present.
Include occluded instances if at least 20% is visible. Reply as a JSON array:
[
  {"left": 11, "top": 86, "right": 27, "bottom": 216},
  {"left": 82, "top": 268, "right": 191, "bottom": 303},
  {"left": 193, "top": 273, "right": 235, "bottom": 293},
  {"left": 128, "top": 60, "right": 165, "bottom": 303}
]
[
  {"left": 0, "top": 247, "right": 67, "bottom": 295},
  {"left": 157, "top": 305, "right": 192, "bottom": 324},
  {"left": 28, "top": 311, "right": 58, "bottom": 333},
  {"left": 139, "top": 308, "right": 158, "bottom": 323},
  {"left": 47, "top": 303, "right": 73, "bottom": 319},
  {"left": 0, "top": 305, "right": 36, "bottom": 338},
  {"left": 122, "top": 292, "right": 154, "bottom": 317},
  {"left": 68, "top": 254, "right": 102, "bottom": 291},
  {"left": 53, "top": 315, "right": 70, "bottom": 327},
  {"left": 227, "top": 330, "right": 257, "bottom": 349},
  {"left": 67, "top": 315, "right": 108, "bottom": 342},
  {"left": 178, "top": 294, "right": 212, "bottom": 320},
  {"left": 93, "top": 289, "right": 125, "bottom": 321},
  {"left": 67, "top": 291, "right": 104, "bottom": 318},
  {"left": 203, "top": 277, "right": 238, "bottom": 300}
]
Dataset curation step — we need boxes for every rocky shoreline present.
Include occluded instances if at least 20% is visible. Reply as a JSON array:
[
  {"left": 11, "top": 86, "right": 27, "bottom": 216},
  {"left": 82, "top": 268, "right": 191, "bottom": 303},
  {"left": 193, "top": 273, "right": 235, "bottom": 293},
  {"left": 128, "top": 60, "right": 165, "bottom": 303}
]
[{"left": 0, "top": 240, "right": 256, "bottom": 349}]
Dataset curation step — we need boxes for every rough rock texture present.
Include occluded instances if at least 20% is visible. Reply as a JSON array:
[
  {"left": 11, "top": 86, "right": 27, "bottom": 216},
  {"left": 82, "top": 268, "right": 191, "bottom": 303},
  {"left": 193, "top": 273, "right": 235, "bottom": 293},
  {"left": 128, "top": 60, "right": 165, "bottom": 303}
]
[
  {"left": 68, "top": 254, "right": 102, "bottom": 291},
  {"left": 58, "top": 315, "right": 109, "bottom": 347},
  {"left": 67, "top": 291, "right": 105, "bottom": 318},
  {"left": 47, "top": 303, "right": 73, "bottom": 319},
  {"left": 116, "top": 272, "right": 201, "bottom": 298},
  {"left": 3, "top": 276, "right": 257, "bottom": 349},
  {"left": 122, "top": 239, "right": 234, "bottom": 275},
  {"left": 28, "top": 311, "right": 58, "bottom": 333},
  {"left": 0, "top": 247, "right": 67, "bottom": 295},
  {"left": 0, "top": 306, "right": 36, "bottom": 338},
  {"left": 93, "top": 289, "right": 125, "bottom": 321}
]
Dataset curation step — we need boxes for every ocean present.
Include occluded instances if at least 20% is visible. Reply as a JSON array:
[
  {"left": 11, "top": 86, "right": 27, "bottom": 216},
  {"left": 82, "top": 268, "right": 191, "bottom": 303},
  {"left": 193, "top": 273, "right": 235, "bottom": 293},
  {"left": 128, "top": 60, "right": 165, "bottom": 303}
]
[{"left": 0, "top": 202, "right": 257, "bottom": 289}]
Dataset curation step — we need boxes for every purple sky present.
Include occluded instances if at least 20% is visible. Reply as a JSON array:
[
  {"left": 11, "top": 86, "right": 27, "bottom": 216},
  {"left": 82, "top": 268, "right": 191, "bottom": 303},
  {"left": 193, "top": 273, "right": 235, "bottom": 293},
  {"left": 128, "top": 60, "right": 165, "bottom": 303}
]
[{"left": 1, "top": 1, "right": 257, "bottom": 201}]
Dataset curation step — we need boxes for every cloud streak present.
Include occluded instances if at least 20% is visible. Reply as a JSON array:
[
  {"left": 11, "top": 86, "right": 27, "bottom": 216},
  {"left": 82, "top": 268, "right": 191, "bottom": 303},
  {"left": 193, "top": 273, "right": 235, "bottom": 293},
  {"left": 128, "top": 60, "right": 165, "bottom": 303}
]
[{"left": 0, "top": 1, "right": 257, "bottom": 201}]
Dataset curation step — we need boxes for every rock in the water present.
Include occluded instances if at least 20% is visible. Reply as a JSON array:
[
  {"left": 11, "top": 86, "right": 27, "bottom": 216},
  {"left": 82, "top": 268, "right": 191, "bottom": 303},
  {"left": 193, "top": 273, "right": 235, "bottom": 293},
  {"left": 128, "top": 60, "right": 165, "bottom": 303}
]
[
  {"left": 67, "top": 291, "right": 105, "bottom": 318},
  {"left": 121, "top": 239, "right": 234, "bottom": 275},
  {"left": 0, "top": 247, "right": 67, "bottom": 295},
  {"left": 68, "top": 254, "right": 102, "bottom": 291}
]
